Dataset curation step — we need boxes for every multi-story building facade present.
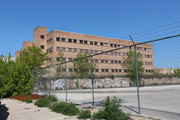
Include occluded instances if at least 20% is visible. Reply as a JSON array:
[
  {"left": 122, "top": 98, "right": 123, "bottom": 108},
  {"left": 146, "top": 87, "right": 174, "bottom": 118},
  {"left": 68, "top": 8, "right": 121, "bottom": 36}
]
[{"left": 16, "top": 26, "right": 154, "bottom": 76}]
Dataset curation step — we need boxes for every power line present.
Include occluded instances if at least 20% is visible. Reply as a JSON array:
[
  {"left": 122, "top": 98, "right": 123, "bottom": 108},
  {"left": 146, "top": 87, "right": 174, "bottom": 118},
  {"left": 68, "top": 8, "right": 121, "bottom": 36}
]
[
  {"left": 132, "top": 26, "right": 180, "bottom": 39},
  {"left": 135, "top": 30, "right": 180, "bottom": 42},
  {"left": 120, "top": 21, "right": 180, "bottom": 39}
]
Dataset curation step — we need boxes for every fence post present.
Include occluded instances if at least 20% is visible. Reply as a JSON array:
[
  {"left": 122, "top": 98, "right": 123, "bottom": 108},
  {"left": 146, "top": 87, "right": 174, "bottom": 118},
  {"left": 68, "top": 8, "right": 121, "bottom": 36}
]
[
  {"left": 87, "top": 50, "right": 95, "bottom": 106},
  {"left": 129, "top": 35, "right": 141, "bottom": 114},
  {"left": 48, "top": 66, "right": 51, "bottom": 97},
  {"left": 36, "top": 69, "right": 38, "bottom": 94},
  {"left": 64, "top": 60, "right": 68, "bottom": 101}
]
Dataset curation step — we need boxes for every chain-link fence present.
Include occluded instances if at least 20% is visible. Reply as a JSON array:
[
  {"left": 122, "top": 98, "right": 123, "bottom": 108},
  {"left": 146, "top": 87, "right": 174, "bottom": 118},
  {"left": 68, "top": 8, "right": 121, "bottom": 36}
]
[{"left": 32, "top": 34, "right": 180, "bottom": 120}]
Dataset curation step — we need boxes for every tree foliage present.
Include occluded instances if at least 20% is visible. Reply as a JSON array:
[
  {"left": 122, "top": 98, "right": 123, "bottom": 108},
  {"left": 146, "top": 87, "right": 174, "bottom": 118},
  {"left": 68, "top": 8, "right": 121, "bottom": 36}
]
[
  {"left": 0, "top": 54, "right": 32, "bottom": 97},
  {"left": 55, "top": 50, "right": 65, "bottom": 78},
  {"left": 73, "top": 52, "right": 96, "bottom": 78},
  {"left": 122, "top": 50, "right": 144, "bottom": 86},
  {"left": 19, "top": 44, "right": 49, "bottom": 72},
  {"left": 152, "top": 68, "right": 160, "bottom": 76},
  {"left": 174, "top": 68, "right": 180, "bottom": 77}
]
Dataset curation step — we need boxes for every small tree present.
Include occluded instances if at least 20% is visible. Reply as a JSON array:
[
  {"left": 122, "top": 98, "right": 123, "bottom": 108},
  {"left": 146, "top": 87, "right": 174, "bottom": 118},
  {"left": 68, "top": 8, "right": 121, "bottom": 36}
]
[
  {"left": 19, "top": 44, "right": 49, "bottom": 72},
  {"left": 55, "top": 50, "right": 65, "bottom": 79},
  {"left": 174, "top": 68, "right": 180, "bottom": 78},
  {"left": 73, "top": 52, "right": 95, "bottom": 78},
  {"left": 122, "top": 50, "right": 144, "bottom": 86},
  {"left": 152, "top": 68, "right": 160, "bottom": 77},
  {"left": 0, "top": 55, "right": 32, "bottom": 97}
]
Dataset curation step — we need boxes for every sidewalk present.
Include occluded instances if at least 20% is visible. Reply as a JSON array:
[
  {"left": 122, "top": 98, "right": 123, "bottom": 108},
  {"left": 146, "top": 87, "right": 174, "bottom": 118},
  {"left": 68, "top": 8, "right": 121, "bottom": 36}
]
[{"left": 0, "top": 99, "right": 77, "bottom": 120}]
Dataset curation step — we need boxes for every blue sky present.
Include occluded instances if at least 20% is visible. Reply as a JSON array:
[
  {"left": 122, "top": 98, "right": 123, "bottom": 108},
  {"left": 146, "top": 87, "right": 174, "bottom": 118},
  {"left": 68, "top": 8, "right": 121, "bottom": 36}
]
[{"left": 0, "top": 0, "right": 180, "bottom": 68}]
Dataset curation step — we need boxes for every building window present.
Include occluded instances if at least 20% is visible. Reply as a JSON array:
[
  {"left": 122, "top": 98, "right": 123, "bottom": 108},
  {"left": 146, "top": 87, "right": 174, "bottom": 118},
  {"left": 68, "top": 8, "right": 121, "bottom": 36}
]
[
  {"left": 118, "top": 52, "right": 121, "bottom": 56},
  {"left": 80, "top": 49, "right": 83, "bottom": 53},
  {"left": 40, "top": 45, "right": 44, "bottom": 49},
  {"left": 68, "top": 39, "right": 72, "bottom": 42},
  {"left": 90, "top": 41, "right": 93, "bottom": 45},
  {"left": 106, "top": 69, "right": 109, "bottom": 72},
  {"left": 69, "top": 68, "right": 73, "bottom": 72},
  {"left": 40, "top": 35, "right": 44, "bottom": 39},
  {"left": 105, "top": 60, "right": 108, "bottom": 63},
  {"left": 123, "top": 53, "right": 127, "bottom": 56},
  {"left": 56, "top": 47, "right": 60, "bottom": 51},
  {"left": 115, "top": 69, "right": 118, "bottom": 72},
  {"left": 119, "top": 69, "right": 121, "bottom": 72},
  {"left": 95, "top": 59, "right": 98, "bottom": 63},
  {"left": 101, "top": 60, "right": 104, "bottom": 63},
  {"left": 62, "top": 38, "right": 65, "bottom": 42},
  {"left": 80, "top": 40, "right": 83, "bottom": 44},
  {"left": 69, "top": 58, "right": 73, "bottom": 61},
  {"left": 124, "top": 69, "right": 127, "bottom": 72},
  {"left": 111, "top": 52, "right": 113, "bottom": 55},
  {"left": 104, "top": 43, "right": 108, "bottom": 47},
  {"left": 90, "top": 50, "right": 93, "bottom": 54},
  {"left": 114, "top": 52, "right": 117, "bottom": 55},
  {"left": 56, "top": 37, "right": 60, "bottom": 41},
  {"left": 114, "top": 44, "right": 116, "bottom": 47},
  {"left": 74, "top": 68, "right": 77, "bottom": 72},
  {"left": 117, "top": 45, "right": 120, "bottom": 48},
  {"left": 115, "top": 60, "right": 117, "bottom": 64},
  {"left": 73, "top": 48, "right": 77, "bottom": 52},
  {"left": 84, "top": 41, "right": 88, "bottom": 44},
  {"left": 95, "top": 50, "right": 98, "bottom": 54},
  {"left": 73, "top": 39, "right": 77, "bottom": 43},
  {"left": 95, "top": 69, "right": 99, "bottom": 72},
  {"left": 100, "top": 42, "right": 103, "bottom": 46},
  {"left": 102, "top": 69, "right": 105, "bottom": 72},
  {"left": 111, "top": 60, "right": 114, "bottom": 63},
  {"left": 56, "top": 57, "right": 61, "bottom": 61},
  {"left": 94, "top": 42, "right": 97, "bottom": 45},
  {"left": 68, "top": 48, "right": 72, "bottom": 52},
  {"left": 84, "top": 49, "right": 88, "bottom": 53},
  {"left": 118, "top": 61, "right": 121, "bottom": 64},
  {"left": 112, "top": 69, "right": 114, "bottom": 72},
  {"left": 144, "top": 48, "right": 146, "bottom": 51},
  {"left": 62, "top": 47, "right": 65, "bottom": 51}
]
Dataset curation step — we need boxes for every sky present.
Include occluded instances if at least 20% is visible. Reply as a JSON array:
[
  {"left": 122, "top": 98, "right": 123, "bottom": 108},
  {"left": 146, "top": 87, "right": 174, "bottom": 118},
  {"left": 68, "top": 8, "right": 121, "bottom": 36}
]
[{"left": 0, "top": 0, "right": 180, "bottom": 68}]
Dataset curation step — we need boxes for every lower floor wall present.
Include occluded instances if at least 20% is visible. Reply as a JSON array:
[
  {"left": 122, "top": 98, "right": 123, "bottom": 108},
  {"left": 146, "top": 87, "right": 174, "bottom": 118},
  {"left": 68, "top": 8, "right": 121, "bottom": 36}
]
[{"left": 37, "top": 77, "right": 180, "bottom": 90}]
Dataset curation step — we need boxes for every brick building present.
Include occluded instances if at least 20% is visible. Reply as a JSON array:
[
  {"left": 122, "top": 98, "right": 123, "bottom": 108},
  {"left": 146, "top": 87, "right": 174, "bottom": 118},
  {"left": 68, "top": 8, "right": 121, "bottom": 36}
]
[{"left": 16, "top": 26, "right": 154, "bottom": 76}]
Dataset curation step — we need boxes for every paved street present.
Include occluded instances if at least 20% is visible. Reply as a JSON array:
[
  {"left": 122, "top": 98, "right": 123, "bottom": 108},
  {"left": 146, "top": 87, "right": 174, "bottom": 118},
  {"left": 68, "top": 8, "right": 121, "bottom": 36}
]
[{"left": 40, "top": 85, "right": 180, "bottom": 120}]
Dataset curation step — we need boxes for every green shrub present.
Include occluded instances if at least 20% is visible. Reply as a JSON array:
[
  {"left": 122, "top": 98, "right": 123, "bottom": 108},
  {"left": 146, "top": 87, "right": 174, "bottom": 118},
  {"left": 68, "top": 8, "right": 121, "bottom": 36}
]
[
  {"left": 78, "top": 110, "right": 91, "bottom": 119},
  {"left": 26, "top": 97, "right": 32, "bottom": 103},
  {"left": 93, "top": 110, "right": 105, "bottom": 119},
  {"left": 93, "top": 96, "right": 130, "bottom": 120},
  {"left": 49, "top": 95, "right": 58, "bottom": 102},
  {"left": 34, "top": 98, "right": 51, "bottom": 107},
  {"left": 50, "top": 102, "right": 79, "bottom": 116},
  {"left": 75, "top": 80, "right": 79, "bottom": 89}
]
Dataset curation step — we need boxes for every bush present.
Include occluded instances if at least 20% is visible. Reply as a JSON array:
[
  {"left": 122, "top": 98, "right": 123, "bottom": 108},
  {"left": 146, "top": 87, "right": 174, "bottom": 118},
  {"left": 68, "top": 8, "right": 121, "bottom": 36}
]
[
  {"left": 93, "top": 96, "right": 130, "bottom": 120},
  {"left": 50, "top": 102, "right": 79, "bottom": 116},
  {"left": 49, "top": 95, "right": 58, "bottom": 102},
  {"left": 92, "top": 110, "right": 105, "bottom": 119},
  {"left": 34, "top": 98, "right": 51, "bottom": 107},
  {"left": 26, "top": 97, "right": 32, "bottom": 103},
  {"left": 77, "top": 110, "right": 91, "bottom": 119}
]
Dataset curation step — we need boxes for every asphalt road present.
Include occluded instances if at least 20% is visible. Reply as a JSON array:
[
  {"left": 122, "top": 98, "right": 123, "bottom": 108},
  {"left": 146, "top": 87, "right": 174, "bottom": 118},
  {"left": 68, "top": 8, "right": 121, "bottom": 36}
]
[{"left": 38, "top": 85, "right": 180, "bottom": 120}]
